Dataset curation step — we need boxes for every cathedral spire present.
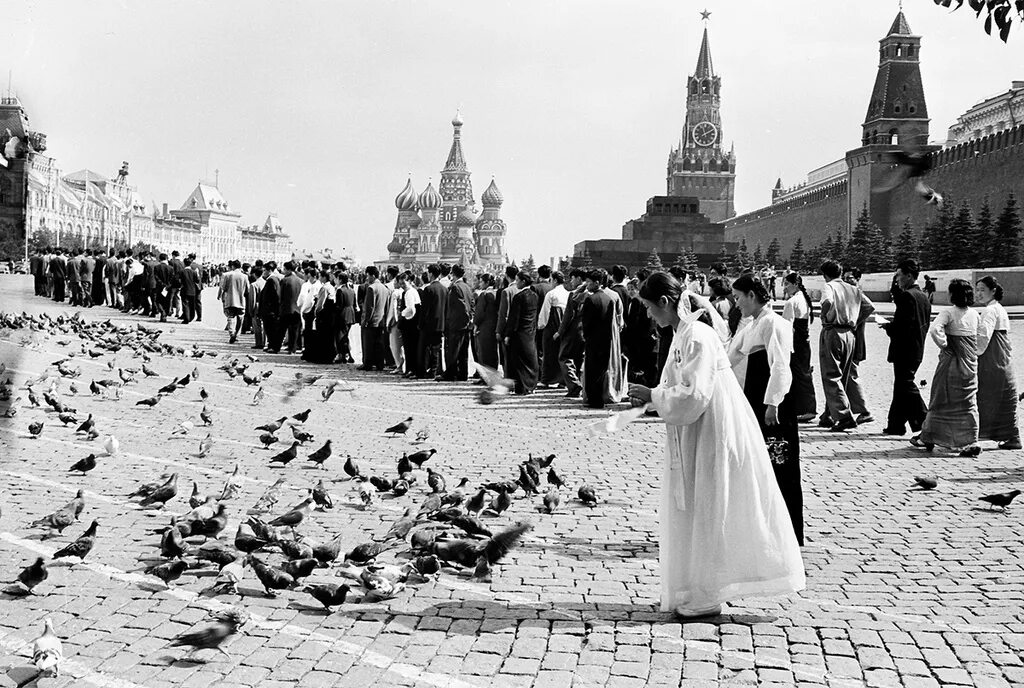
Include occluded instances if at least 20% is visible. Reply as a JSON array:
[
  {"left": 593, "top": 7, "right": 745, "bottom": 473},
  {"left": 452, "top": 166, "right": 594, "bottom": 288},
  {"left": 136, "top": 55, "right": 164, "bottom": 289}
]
[
  {"left": 694, "top": 27, "right": 714, "bottom": 79},
  {"left": 444, "top": 112, "right": 467, "bottom": 172}
]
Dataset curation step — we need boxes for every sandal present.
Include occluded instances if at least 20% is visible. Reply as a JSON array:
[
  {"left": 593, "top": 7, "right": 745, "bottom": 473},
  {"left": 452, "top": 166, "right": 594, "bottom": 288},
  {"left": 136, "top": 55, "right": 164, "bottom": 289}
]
[
  {"left": 910, "top": 435, "right": 934, "bottom": 451},
  {"left": 958, "top": 445, "right": 982, "bottom": 457}
]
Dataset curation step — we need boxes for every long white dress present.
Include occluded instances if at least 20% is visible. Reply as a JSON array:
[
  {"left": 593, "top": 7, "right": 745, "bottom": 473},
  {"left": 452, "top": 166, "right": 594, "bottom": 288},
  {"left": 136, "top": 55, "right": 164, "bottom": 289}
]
[{"left": 651, "top": 310, "right": 805, "bottom": 613}]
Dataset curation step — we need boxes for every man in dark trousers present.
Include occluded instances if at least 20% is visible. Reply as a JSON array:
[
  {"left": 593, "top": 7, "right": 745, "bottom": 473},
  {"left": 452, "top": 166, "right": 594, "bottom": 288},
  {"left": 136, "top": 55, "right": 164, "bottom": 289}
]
[
  {"left": 396, "top": 270, "right": 421, "bottom": 377},
  {"left": 335, "top": 272, "right": 357, "bottom": 363},
  {"left": 443, "top": 264, "right": 475, "bottom": 381},
  {"left": 556, "top": 269, "right": 587, "bottom": 398},
  {"left": 359, "top": 265, "right": 390, "bottom": 370},
  {"left": 49, "top": 248, "right": 67, "bottom": 302},
  {"left": 259, "top": 262, "right": 282, "bottom": 352},
  {"left": 580, "top": 268, "right": 615, "bottom": 409},
  {"left": 531, "top": 265, "right": 554, "bottom": 377},
  {"left": 168, "top": 250, "right": 185, "bottom": 318},
  {"left": 881, "top": 259, "right": 932, "bottom": 436},
  {"left": 153, "top": 253, "right": 174, "bottom": 322},
  {"left": 180, "top": 256, "right": 201, "bottom": 324},
  {"left": 495, "top": 264, "right": 520, "bottom": 376},
  {"left": 92, "top": 249, "right": 107, "bottom": 307},
  {"left": 30, "top": 249, "right": 45, "bottom": 296},
  {"left": 143, "top": 252, "right": 160, "bottom": 317},
  {"left": 279, "top": 261, "right": 305, "bottom": 354},
  {"left": 418, "top": 264, "right": 448, "bottom": 379},
  {"left": 66, "top": 249, "right": 83, "bottom": 306}
]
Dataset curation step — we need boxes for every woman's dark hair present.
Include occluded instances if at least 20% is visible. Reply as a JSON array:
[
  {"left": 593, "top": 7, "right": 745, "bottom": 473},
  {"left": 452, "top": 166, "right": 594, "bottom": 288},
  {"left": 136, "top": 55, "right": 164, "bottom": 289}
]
[
  {"left": 731, "top": 274, "right": 771, "bottom": 305},
  {"left": 638, "top": 271, "right": 683, "bottom": 304},
  {"left": 707, "top": 277, "right": 731, "bottom": 299},
  {"left": 784, "top": 272, "right": 814, "bottom": 322},
  {"left": 478, "top": 272, "right": 494, "bottom": 287},
  {"left": 948, "top": 278, "right": 975, "bottom": 308},
  {"left": 976, "top": 275, "right": 1003, "bottom": 302},
  {"left": 517, "top": 270, "right": 534, "bottom": 286}
]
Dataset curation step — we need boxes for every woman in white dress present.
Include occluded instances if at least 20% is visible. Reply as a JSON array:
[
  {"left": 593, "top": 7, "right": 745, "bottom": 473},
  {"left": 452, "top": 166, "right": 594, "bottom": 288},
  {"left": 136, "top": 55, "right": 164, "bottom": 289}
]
[
  {"left": 975, "top": 276, "right": 1021, "bottom": 449},
  {"left": 626, "top": 272, "right": 805, "bottom": 619}
]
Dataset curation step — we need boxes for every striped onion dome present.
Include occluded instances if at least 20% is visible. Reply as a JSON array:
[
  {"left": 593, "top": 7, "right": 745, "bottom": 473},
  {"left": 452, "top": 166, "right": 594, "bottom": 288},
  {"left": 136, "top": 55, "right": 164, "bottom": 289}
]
[
  {"left": 394, "top": 178, "right": 418, "bottom": 211},
  {"left": 481, "top": 178, "right": 503, "bottom": 207},
  {"left": 418, "top": 181, "right": 443, "bottom": 210}
]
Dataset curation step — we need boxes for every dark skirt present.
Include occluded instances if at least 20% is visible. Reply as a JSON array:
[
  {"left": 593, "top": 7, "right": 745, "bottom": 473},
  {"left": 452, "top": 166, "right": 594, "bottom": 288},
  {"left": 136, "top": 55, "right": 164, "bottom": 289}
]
[
  {"left": 540, "top": 308, "right": 563, "bottom": 385},
  {"left": 302, "top": 304, "right": 338, "bottom": 364},
  {"left": 978, "top": 330, "right": 1019, "bottom": 442},
  {"left": 921, "top": 334, "right": 979, "bottom": 448},
  {"left": 789, "top": 319, "right": 817, "bottom": 416},
  {"left": 743, "top": 349, "right": 803, "bottom": 546},
  {"left": 475, "top": 327, "right": 499, "bottom": 370},
  {"left": 508, "top": 329, "right": 539, "bottom": 394}
]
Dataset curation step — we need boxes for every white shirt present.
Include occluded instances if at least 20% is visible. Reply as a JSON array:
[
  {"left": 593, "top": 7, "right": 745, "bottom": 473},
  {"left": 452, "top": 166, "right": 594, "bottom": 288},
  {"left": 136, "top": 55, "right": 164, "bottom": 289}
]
[
  {"left": 820, "top": 279, "right": 861, "bottom": 327},
  {"left": 538, "top": 284, "right": 569, "bottom": 330},
  {"left": 399, "top": 284, "right": 420, "bottom": 320},
  {"left": 976, "top": 301, "right": 1011, "bottom": 356},
  {"left": 297, "top": 281, "right": 317, "bottom": 314},
  {"left": 782, "top": 292, "right": 810, "bottom": 321},
  {"left": 728, "top": 307, "right": 793, "bottom": 408},
  {"left": 930, "top": 306, "right": 979, "bottom": 350}
]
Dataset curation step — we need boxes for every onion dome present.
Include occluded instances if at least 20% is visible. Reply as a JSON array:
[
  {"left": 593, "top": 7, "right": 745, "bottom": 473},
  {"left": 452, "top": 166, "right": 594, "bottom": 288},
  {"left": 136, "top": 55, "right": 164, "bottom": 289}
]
[
  {"left": 481, "top": 178, "right": 503, "bottom": 207},
  {"left": 418, "top": 181, "right": 443, "bottom": 210},
  {"left": 456, "top": 209, "right": 478, "bottom": 227},
  {"left": 394, "top": 178, "right": 418, "bottom": 211},
  {"left": 387, "top": 239, "right": 405, "bottom": 254},
  {"left": 452, "top": 109, "right": 463, "bottom": 127}
]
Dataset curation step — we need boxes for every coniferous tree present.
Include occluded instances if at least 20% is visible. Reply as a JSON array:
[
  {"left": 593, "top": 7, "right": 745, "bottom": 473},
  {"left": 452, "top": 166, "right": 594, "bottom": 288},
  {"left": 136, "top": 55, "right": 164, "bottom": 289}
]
[
  {"left": 766, "top": 237, "right": 781, "bottom": 267},
  {"left": 975, "top": 197, "right": 995, "bottom": 267},
  {"left": 945, "top": 201, "right": 977, "bottom": 269},
  {"left": 892, "top": 218, "right": 918, "bottom": 264},
  {"left": 922, "top": 199, "right": 956, "bottom": 269},
  {"left": 645, "top": 248, "right": 663, "bottom": 270},
  {"left": 753, "top": 243, "right": 764, "bottom": 267},
  {"left": 732, "top": 238, "right": 750, "bottom": 274},
  {"left": 520, "top": 254, "right": 537, "bottom": 276},
  {"left": 789, "top": 236, "right": 805, "bottom": 271},
  {"left": 995, "top": 192, "right": 1022, "bottom": 267},
  {"left": 846, "top": 206, "right": 892, "bottom": 272}
]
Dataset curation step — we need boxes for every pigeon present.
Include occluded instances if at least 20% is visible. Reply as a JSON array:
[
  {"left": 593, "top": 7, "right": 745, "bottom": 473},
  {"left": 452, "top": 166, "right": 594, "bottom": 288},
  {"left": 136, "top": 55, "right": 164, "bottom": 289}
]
[
  {"left": 978, "top": 489, "right": 1021, "bottom": 511},
  {"left": 343, "top": 455, "right": 362, "bottom": 480},
  {"left": 74, "top": 414, "right": 94, "bottom": 433},
  {"left": 89, "top": 379, "right": 102, "bottom": 396},
  {"left": 441, "top": 478, "right": 471, "bottom": 507},
  {"left": 198, "top": 434, "right": 214, "bottom": 458},
  {"left": 303, "top": 583, "right": 350, "bottom": 611},
  {"left": 143, "top": 559, "right": 188, "bottom": 586},
  {"left": 542, "top": 487, "right": 561, "bottom": 514},
  {"left": 192, "top": 505, "right": 229, "bottom": 540},
  {"left": 258, "top": 432, "right": 279, "bottom": 449},
  {"left": 406, "top": 448, "right": 437, "bottom": 468},
  {"left": 913, "top": 476, "right": 938, "bottom": 490},
  {"left": 142, "top": 363, "right": 159, "bottom": 377},
  {"left": 171, "top": 420, "right": 195, "bottom": 437},
  {"left": 199, "top": 387, "right": 209, "bottom": 401},
  {"left": 486, "top": 489, "right": 513, "bottom": 516},
  {"left": 414, "top": 428, "right": 430, "bottom": 443},
  {"left": 248, "top": 477, "right": 286, "bottom": 515},
  {"left": 547, "top": 467, "right": 567, "bottom": 489},
  {"left": 577, "top": 484, "right": 598, "bottom": 507},
  {"left": 255, "top": 417, "right": 287, "bottom": 433},
  {"left": 433, "top": 521, "right": 533, "bottom": 570},
  {"left": 158, "top": 380, "right": 178, "bottom": 395},
  {"left": 32, "top": 618, "right": 63, "bottom": 677},
  {"left": 129, "top": 475, "right": 172, "bottom": 500},
  {"left": 466, "top": 488, "right": 488, "bottom": 515},
  {"left": 358, "top": 484, "right": 374, "bottom": 509},
  {"left": 312, "top": 479, "right": 334, "bottom": 509},
  {"left": 188, "top": 482, "right": 205, "bottom": 509},
  {"left": 307, "top": 440, "right": 333, "bottom": 468},
  {"left": 219, "top": 465, "right": 243, "bottom": 500},
  {"left": 28, "top": 421, "right": 43, "bottom": 438},
  {"left": 252, "top": 387, "right": 265, "bottom": 405},
  {"left": 369, "top": 475, "right": 395, "bottom": 492},
  {"left": 391, "top": 479, "right": 410, "bottom": 497},
  {"left": 345, "top": 541, "right": 387, "bottom": 565},
  {"left": 53, "top": 520, "right": 99, "bottom": 562},
  {"left": 140, "top": 474, "right": 178, "bottom": 508},
  {"left": 268, "top": 497, "right": 312, "bottom": 533},
  {"left": 103, "top": 435, "right": 120, "bottom": 456},
  {"left": 474, "top": 364, "right": 514, "bottom": 404},
  {"left": 233, "top": 524, "right": 268, "bottom": 553},
  {"left": 280, "top": 557, "right": 318, "bottom": 582},
  {"left": 246, "top": 555, "right": 294, "bottom": 597},
  {"left": 200, "top": 406, "right": 214, "bottom": 425},
  {"left": 385, "top": 417, "right": 414, "bottom": 437},
  {"left": 135, "top": 396, "right": 159, "bottom": 407},
  {"left": 68, "top": 453, "right": 97, "bottom": 474},
  {"left": 202, "top": 557, "right": 245, "bottom": 596},
  {"left": 427, "top": 468, "right": 446, "bottom": 494},
  {"left": 269, "top": 442, "right": 299, "bottom": 466},
  {"left": 195, "top": 539, "right": 236, "bottom": 567},
  {"left": 13, "top": 557, "right": 48, "bottom": 594},
  {"left": 167, "top": 608, "right": 247, "bottom": 660},
  {"left": 160, "top": 520, "right": 188, "bottom": 559},
  {"left": 57, "top": 412, "right": 77, "bottom": 426},
  {"left": 312, "top": 533, "right": 344, "bottom": 566},
  {"left": 291, "top": 408, "right": 311, "bottom": 423}
]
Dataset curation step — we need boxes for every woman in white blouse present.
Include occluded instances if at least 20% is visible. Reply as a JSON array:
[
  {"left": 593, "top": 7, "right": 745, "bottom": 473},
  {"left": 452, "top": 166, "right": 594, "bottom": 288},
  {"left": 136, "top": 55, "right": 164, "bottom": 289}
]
[
  {"left": 912, "top": 279, "right": 981, "bottom": 456},
  {"left": 728, "top": 274, "right": 804, "bottom": 545},
  {"left": 781, "top": 272, "right": 817, "bottom": 422},
  {"left": 975, "top": 276, "right": 1021, "bottom": 449}
]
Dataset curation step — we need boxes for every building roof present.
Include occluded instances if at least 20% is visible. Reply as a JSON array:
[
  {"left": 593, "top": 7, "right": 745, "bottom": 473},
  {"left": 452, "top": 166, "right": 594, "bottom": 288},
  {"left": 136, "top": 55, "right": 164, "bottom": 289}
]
[
  {"left": 394, "top": 178, "right": 418, "bottom": 211},
  {"left": 418, "top": 181, "right": 443, "bottom": 210},
  {"left": 887, "top": 11, "right": 912, "bottom": 36},
  {"left": 481, "top": 178, "right": 504, "bottom": 207},
  {"left": 693, "top": 27, "right": 714, "bottom": 79},
  {"left": 444, "top": 117, "right": 468, "bottom": 172},
  {"left": 179, "top": 183, "right": 235, "bottom": 213},
  {"left": 63, "top": 169, "right": 110, "bottom": 185},
  {"left": 263, "top": 213, "right": 284, "bottom": 234}
]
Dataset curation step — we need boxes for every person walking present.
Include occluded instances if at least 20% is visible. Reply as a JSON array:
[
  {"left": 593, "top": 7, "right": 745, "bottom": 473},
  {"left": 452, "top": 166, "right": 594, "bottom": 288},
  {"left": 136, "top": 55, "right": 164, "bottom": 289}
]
[
  {"left": 504, "top": 270, "right": 540, "bottom": 395},
  {"left": 880, "top": 260, "right": 931, "bottom": 436},
  {"left": 974, "top": 275, "right": 1021, "bottom": 449},
  {"left": 817, "top": 260, "right": 870, "bottom": 432},
  {"left": 781, "top": 272, "right": 817, "bottom": 422},
  {"left": 442, "top": 264, "right": 475, "bottom": 381},
  {"left": 912, "top": 279, "right": 981, "bottom": 456},
  {"left": 217, "top": 260, "right": 249, "bottom": 343},
  {"left": 626, "top": 271, "right": 805, "bottom": 619}
]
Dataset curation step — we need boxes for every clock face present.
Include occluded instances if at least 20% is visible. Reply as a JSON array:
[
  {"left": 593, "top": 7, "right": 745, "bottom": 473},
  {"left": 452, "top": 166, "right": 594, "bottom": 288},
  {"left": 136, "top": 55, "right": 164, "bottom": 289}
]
[{"left": 692, "top": 121, "right": 718, "bottom": 147}]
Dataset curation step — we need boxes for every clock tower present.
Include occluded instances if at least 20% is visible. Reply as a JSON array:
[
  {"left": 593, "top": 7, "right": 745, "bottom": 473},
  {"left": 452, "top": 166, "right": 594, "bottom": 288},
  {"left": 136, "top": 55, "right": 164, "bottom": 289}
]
[{"left": 666, "top": 17, "right": 736, "bottom": 222}]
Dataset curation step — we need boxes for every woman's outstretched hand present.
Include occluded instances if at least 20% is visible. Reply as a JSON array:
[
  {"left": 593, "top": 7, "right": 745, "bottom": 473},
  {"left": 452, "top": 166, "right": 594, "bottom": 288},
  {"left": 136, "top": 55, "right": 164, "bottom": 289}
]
[{"left": 627, "top": 383, "right": 652, "bottom": 407}]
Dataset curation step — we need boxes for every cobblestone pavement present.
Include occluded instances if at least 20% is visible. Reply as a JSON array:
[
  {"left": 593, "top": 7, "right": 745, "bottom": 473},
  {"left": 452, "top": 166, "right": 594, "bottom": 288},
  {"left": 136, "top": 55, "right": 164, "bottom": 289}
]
[{"left": 0, "top": 275, "right": 1022, "bottom": 688}]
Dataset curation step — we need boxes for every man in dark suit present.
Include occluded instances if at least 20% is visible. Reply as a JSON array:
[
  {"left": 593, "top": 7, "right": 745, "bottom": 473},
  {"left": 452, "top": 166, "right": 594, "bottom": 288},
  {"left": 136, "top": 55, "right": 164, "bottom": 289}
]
[
  {"left": 556, "top": 269, "right": 587, "bottom": 398},
  {"left": 279, "top": 261, "right": 305, "bottom": 354},
  {"left": 30, "top": 250, "right": 45, "bottom": 296},
  {"left": 442, "top": 264, "right": 475, "bottom": 381},
  {"left": 91, "top": 249, "right": 106, "bottom": 307},
  {"left": 49, "top": 248, "right": 67, "bottom": 302},
  {"left": 66, "top": 249, "right": 83, "bottom": 306},
  {"left": 79, "top": 250, "right": 95, "bottom": 308},
  {"left": 359, "top": 265, "right": 390, "bottom": 370},
  {"left": 335, "top": 272, "right": 358, "bottom": 363},
  {"left": 168, "top": 250, "right": 185, "bottom": 318},
  {"left": 153, "top": 253, "right": 174, "bottom": 322},
  {"left": 143, "top": 252, "right": 159, "bottom": 316},
  {"left": 881, "top": 259, "right": 932, "bottom": 435},
  {"left": 495, "top": 265, "right": 520, "bottom": 376},
  {"left": 531, "top": 265, "right": 555, "bottom": 379},
  {"left": 259, "top": 262, "right": 283, "bottom": 352},
  {"left": 580, "top": 268, "right": 616, "bottom": 409},
  {"left": 418, "top": 264, "right": 448, "bottom": 379},
  {"left": 180, "top": 256, "right": 201, "bottom": 324}
]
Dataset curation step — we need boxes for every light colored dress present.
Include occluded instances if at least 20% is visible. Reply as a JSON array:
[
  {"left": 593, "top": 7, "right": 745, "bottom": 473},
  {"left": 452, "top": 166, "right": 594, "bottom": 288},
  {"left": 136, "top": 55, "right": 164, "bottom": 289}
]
[
  {"left": 650, "top": 309, "right": 805, "bottom": 614},
  {"left": 920, "top": 306, "right": 980, "bottom": 449}
]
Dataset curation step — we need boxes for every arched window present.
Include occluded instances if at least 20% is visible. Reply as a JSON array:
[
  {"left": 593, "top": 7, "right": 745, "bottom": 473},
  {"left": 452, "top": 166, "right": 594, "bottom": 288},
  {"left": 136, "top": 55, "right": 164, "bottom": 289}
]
[
  {"left": 894, "top": 102, "right": 902, "bottom": 114},
  {"left": 889, "top": 129, "right": 899, "bottom": 145},
  {"left": 896, "top": 45, "right": 903, "bottom": 57},
  {"left": 682, "top": 158, "right": 692, "bottom": 171}
]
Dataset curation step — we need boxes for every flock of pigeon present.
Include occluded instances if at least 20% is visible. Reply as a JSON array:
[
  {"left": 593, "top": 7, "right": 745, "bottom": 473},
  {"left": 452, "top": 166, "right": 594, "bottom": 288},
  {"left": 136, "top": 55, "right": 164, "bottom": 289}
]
[{"left": 0, "top": 310, "right": 605, "bottom": 678}]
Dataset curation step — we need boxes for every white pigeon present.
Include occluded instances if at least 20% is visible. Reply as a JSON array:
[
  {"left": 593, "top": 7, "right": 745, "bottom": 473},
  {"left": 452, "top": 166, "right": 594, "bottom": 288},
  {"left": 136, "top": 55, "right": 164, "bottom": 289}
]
[
  {"left": 103, "top": 435, "right": 120, "bottom": 456},
  {"left": 219, "top": 464, "right": 242, "bottom": 500},
  {"left": 474, "top": 364, "right": 513, "bottom": 404},
  {"left": 32, "top": 618, "right": 62, "bottom": 677},
  {"left": 171, "top": 421, "right": 195, "bottom": 437},
  {"left": 198, "top": 434, "right": 213, "bottom": 458},
  {"left": 252, "top": 387, "right": 265, "bottom": 405}
]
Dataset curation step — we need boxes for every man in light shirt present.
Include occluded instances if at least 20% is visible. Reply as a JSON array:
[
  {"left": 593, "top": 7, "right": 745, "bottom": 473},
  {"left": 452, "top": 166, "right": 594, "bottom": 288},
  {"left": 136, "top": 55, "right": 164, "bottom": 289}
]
[
  {"left": 217, "top": 259, "right": 249, "bottom": 344},
  {"left": 537, "top": 270, "right": 568, "bottom": 387},
  {"left": 396, "top": 270, "right": 421, "bottom": 378},
  {"left": 818, "top": 260, "right": 873, "bottom": 432}
]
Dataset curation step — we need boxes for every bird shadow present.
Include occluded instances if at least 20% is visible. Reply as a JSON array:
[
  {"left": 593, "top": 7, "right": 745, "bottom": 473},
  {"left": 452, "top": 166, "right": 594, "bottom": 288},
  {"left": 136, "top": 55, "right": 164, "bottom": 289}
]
[
  {"left": 520, "top": 536, "right": 657, "bottom": 561},
  {"left": 3, "top": 665, "right": 41, "bottom": 687},
  {"left": 286, "top": 601, "right": 331, "bottom": 616},
  {"left": 947, "top": 466, "right": 1024, "bottom": 484}
]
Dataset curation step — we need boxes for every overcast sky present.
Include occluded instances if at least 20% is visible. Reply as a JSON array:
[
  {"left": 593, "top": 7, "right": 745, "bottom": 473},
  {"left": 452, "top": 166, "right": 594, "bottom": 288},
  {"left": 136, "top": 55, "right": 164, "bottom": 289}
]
[{"left": 4, "top": 1, "right": 1022, "bottom": 262}]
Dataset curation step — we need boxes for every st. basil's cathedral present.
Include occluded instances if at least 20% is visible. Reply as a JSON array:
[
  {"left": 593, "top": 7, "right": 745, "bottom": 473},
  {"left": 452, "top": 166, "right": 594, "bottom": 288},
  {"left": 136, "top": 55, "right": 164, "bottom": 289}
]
[{"left": 386, "top": 112, "right": 508, "bottom": 269}]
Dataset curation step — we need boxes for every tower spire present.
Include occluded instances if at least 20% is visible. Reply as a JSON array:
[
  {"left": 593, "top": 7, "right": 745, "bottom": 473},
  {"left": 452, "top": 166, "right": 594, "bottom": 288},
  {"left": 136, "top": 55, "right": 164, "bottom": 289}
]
[
  {"left": 694, "top": 18, "right": 714, "bottom": 78},
  {"left": 444, "top": 111, "right": 467, "bottom": 171}
]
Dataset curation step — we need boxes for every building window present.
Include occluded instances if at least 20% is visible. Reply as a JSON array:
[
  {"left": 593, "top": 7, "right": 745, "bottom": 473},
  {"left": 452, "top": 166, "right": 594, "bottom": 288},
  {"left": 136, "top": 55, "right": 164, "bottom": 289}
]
[{"left": 894, "top": 103, "right": 901, "bottom": 114}]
